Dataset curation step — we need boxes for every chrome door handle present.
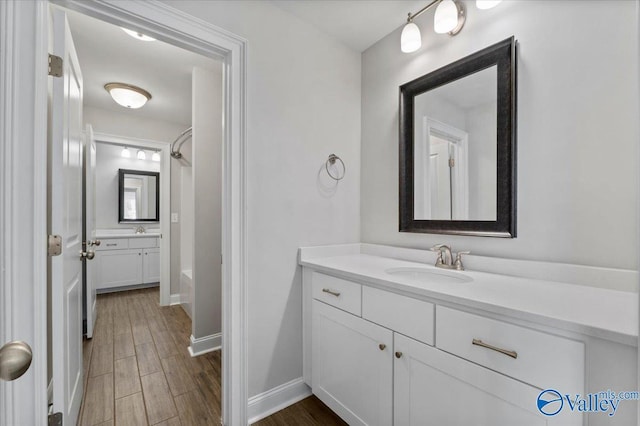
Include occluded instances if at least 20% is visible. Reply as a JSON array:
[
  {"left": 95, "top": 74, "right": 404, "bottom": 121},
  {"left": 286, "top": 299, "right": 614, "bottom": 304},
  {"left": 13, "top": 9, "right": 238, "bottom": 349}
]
[
  {"left": 0, "top": 341, "right": 33, "bottom": 381},
  {"left": 322, "top": 288, "right": 341, "bottom": 297},
  {"left": 88, "top": 239, "right": 101, "bottom": 247},
  {"left": 80, "top": 250, "right": 95, "bottom": 260},
  {"left": 472, "top": 338, "right": 518, "bottom": 359}
]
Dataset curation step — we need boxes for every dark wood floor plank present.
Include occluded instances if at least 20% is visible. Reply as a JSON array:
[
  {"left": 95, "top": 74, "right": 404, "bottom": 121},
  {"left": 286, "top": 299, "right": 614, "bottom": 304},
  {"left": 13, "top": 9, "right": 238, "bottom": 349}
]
[
  {"left": 114, "top": 356, "right": 142, "bottom": 399},
  {"left": 114, "top": 331, "right": 135, "bottom": 360},
  {"left": 174, "top": 389, "right": 219, "bottom": 426},
  {"left": 135, "top": 342, "right": 162, "bottom": 377},
  {"left": 90, "top": 342, "right": 114, "bottom": 377},
  {"left": 140, "top": 371, "right": 178, "bottom": 425},
  {"left": 161, "top": 355, "right": 196, "bottom": 397},
  {"left": 81, "top": 373, "right": 114, "bottom": 426},
  {"left": 115, "top": 392, "right": 147, "bottom": 426}
]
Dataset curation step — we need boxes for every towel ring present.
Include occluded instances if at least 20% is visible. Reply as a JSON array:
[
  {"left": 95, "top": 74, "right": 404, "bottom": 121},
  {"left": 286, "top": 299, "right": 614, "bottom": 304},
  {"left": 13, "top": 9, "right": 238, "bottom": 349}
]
[{"left": 326, "top": 154, "right": 345, "bottom": 181}]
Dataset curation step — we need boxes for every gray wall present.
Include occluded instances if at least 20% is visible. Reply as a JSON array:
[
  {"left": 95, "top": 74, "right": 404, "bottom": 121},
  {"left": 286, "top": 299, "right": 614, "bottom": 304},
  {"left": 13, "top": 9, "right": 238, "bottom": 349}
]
[
  {"left": 361, "top": 0, "right": 638, "bottom": 272},
  {"left": 85, "top": 105, "right": 187, "bottom": 295},
  {"left": 162, "top": 0, "right": 362, "bottom": 398},
  {"left": 191, "top": 66, "right": 223, "bottom": 340}
]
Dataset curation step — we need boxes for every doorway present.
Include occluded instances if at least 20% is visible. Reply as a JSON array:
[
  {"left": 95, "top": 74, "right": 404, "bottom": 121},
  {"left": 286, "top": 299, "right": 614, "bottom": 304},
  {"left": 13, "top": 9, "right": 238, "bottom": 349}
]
[{"left": 0, "top": 1, "right": 247, "bottom": 424}]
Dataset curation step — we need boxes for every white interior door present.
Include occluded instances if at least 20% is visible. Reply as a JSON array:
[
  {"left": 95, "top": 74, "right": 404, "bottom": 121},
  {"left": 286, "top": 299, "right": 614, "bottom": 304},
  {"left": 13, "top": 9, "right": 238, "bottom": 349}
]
[
  {"left": 84, "top": 124, "right": 97, "bottom": 338},
  {"left": 429, "top": 137, "right": 452, "bottom": 220},
  {"left": 51, "top": 8, "right": 85, "bottom": 425}
]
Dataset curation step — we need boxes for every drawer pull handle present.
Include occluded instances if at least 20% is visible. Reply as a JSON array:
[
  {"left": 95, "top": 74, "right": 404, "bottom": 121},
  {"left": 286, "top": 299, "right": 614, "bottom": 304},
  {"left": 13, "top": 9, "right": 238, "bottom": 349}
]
[
  {"left": 322, "top": 288, "right": 341, "bottom": 297},
  {"left": 106, "top": 243, "right": 117, "bottom": 246},
  {"left": 395, "top": 351, "right": 403, "bottom": 359},
  {"left": 379, "top": 344, "right": 386, "bottom": 351},
  {"left": 472, "top": 338, "right": 518, "bottom": 359}
]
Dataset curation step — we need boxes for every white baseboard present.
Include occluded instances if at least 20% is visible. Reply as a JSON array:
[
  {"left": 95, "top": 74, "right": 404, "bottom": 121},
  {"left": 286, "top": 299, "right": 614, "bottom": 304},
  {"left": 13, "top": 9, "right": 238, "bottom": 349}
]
[
  {"left": 169, "top": 293, "right": 181, "bottom": 305},
  {"left": 188, "top": 332, "right": 222, "bottom": 356},
  {"left": 248, "top": 378, "right": 312, "bottom": 424}
]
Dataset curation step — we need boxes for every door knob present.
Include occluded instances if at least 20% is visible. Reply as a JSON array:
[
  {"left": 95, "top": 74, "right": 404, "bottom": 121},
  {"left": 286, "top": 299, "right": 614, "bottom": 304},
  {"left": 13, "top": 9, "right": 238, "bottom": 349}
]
[
  {"left": 379, "top": 343, "right": 386, "bottom": 351},
  {"left": 89, "top": 239, "right": 101, "bottom": 247},
  {"left": 0, "top": 341, "right": 33, "bottom": 381},
  {"left": 80, "top": 250, "right": 95, "bottom": 260},
  {"left": 395, "top": 351, "right": 403, "bottom": 359}
]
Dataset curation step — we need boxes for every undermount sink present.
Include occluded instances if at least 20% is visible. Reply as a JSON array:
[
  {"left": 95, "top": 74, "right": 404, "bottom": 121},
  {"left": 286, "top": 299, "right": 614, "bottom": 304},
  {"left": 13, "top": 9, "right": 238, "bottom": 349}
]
[{"left": 385, "top": 267, "right": 473, "bottom": 284}]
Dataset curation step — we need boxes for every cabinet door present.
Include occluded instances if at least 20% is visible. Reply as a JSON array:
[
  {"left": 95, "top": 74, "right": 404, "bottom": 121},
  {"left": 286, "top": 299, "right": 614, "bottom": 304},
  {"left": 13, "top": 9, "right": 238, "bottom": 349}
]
[
  {"left": 95, "top": 249, "right": 143, "bottom": 289},
  {"left": 312, "top": 300, "right": 393, "bottom": 426},
  {"left": 394, "top": 334, "right": 580, "bottom": 426},
  {"left": 143, "top": 247, "right": 160, "bottom": 284}
]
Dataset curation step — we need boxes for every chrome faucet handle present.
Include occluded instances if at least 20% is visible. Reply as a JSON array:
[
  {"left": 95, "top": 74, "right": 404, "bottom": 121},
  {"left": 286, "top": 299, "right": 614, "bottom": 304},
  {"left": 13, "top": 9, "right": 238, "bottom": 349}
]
[{"left": 453, "top": 251, "right": 470, "bottom": 270}]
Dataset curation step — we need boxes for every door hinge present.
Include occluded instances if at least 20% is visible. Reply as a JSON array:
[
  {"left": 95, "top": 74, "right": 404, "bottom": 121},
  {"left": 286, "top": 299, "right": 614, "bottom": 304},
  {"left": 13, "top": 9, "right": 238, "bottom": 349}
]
[
  {"left": 48, "top": 54, "right": 63, "bottom": 77},
  {"left": 48, "top": 412, "right": 62, "bottom": 426},
  {"left": 48, "top": 235, "right": 62, "bottom": 256},
  {"left": 448, "top": 158, "right": 455, "bottom": 168}
]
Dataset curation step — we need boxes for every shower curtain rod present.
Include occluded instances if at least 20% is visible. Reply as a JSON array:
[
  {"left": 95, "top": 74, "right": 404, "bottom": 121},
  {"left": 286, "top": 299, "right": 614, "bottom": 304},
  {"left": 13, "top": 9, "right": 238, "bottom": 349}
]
[{"left": 170, "top": 126, "right": 192, "bottom": 159}]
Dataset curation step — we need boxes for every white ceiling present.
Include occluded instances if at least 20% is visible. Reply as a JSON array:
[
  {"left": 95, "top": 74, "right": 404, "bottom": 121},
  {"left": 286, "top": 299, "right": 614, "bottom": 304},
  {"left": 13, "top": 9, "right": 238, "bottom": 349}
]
[
  {"left": 66, "top": 10, "right": 220, "bottom": 127},
  {"left": 270, "top": 0, "right": 429, "bottom": 52},
  {"left": 67, "top": 1, "right": 430, "bottom": 128}
]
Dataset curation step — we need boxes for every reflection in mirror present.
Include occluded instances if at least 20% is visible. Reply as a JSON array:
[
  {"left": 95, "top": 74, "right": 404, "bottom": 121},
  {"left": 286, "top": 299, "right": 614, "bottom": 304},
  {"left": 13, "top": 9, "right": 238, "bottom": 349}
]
[
  {"left": 399, "top": 37, "right": 516, "bottom": 237},
  {"left": 414, "top": 66, "right": 497, "bottom": 221},
  {"left": 119, "top": 169, "right": 160, "bottom": 222}
]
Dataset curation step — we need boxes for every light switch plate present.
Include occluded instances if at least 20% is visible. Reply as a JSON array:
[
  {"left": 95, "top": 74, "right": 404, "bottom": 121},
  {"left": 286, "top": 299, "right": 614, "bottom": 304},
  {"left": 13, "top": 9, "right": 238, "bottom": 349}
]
[{"left": 171, "top": 213, "right": 179, "bottom": 223}]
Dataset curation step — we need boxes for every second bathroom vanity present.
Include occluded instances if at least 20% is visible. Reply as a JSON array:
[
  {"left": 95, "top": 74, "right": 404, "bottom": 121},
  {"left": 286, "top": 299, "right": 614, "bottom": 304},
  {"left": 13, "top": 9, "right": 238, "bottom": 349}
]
[{"left": 94, "top": 230, "right": 161, "bottom": 291}]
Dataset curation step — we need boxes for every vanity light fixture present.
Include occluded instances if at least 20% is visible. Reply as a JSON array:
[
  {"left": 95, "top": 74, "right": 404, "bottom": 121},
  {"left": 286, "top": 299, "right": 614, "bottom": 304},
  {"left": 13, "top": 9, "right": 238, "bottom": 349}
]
[
  {"left": 151, "top": 151, "right": 161, "bottom": 162},
  {"left": 476, "top": 0, "right": 502, "bottom": 10},
  {"left": 137, "top": 149, "right": 146, "bottom": 160},
  {"left": 401, "top": 0, "right": 465, "bottom": 53},
  {"left": 121, "top": 28, "right": 156, "bottom": 41},
  {"left": 121, "top": 146, "right": 131, "bottom": 158},
  {"left": 104, "top": 83, "right": 152, "bottom": 109}
]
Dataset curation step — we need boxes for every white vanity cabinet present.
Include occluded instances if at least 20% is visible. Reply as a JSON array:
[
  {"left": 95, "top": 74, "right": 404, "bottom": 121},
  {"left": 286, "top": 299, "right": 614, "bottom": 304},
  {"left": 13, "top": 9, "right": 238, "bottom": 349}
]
[
  {"left": 305, "top": 271, "right": 586, "bottom": 426},
  {"left": 95, "top": 237, "right": 160, "bottom": 290}
]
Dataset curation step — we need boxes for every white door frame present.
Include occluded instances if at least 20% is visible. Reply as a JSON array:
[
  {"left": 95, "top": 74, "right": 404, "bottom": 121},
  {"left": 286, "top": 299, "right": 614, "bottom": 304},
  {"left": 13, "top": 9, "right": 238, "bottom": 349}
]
[
  {"left": 2, "top": 0, "right": 248, "bottom": 424},
  {"left": 0, "top": 2, "right": 49, "bottom": 425},
  {"left": 92, "top": 132, "right": 172, "bottom": 307}
]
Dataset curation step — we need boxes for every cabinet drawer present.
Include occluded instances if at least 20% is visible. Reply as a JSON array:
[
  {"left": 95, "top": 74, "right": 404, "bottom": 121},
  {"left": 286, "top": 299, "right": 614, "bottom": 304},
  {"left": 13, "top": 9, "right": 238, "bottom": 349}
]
[
  {"left": 362, "top": 287, "right": 434, "bottom": 345},
  {"left": 312, "top": 272, "right": 361, "bottom": 316},
  {"left": 96, "top": 238, "right": 128, "bottom": 250},
  {"left": 129, "top": 237, "right": 158, "bottom": 249},
  {"left": 436, "top": 306, "right": 584, "bottom": 393}
]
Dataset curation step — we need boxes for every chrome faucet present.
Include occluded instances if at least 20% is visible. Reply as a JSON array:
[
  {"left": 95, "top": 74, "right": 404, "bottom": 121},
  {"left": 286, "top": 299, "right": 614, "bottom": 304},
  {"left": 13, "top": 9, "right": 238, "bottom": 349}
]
[{"left": 430, "top": 244, "right": 470, "bottom": 271}]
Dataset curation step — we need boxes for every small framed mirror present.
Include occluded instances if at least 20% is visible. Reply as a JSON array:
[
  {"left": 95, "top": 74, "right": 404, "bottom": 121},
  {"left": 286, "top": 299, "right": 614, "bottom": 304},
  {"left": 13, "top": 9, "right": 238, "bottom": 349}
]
[
  {"left": 118, "top": 169, "right": 160, "bottom": 223},
  {"left": 399, "top": 37, "right": 517, "bottom": 237}
]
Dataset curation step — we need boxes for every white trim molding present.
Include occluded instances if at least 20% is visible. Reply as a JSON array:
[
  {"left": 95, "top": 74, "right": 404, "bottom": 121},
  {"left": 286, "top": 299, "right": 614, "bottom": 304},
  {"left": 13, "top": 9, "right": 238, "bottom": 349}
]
[
  {"left": 188, "top": 333, "right": 222, "bottom": 357},
  {"left": 0, "top": 1, "right": 49, "bottom": 424},
  {"left": 169, "top": 293, "right": 181, "bottom": 306},
  {"left": 48, "top": 1, "right": 248, "bottom": 424},
  {"left": 248, "top": 378, "right": 312, "bottom": 424}
]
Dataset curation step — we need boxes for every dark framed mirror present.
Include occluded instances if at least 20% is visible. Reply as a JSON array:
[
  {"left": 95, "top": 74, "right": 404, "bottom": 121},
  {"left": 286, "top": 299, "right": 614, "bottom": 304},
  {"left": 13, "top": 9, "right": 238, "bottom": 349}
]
[
  {"left": 399, "top": 37, "right": 517, "bottom": 237},
  {"left": 118, "top": 169, "right": 160, "bottom": 223}
]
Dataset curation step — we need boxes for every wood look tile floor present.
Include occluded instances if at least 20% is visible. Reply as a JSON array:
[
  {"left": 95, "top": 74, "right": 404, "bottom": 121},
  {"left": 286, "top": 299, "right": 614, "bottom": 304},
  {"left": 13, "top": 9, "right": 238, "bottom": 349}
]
[{"left": 79, "top": 287, "right": 345, "bottom": 426}]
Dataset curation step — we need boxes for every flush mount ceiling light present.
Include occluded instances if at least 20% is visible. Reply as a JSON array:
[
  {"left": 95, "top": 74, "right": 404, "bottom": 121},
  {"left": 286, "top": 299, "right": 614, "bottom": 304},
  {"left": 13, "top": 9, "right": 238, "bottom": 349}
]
[
  {"left": 151, "top": 151, "right": 161, "bottom": 162},
  {"left": 121, "top": 28, "right": 156, "bottom": 41},
  {"left": 137, "top": 149, "right": 146, "bottom": 160},
  {"left": 476, "top": 0, "right": 502, "bottom": 9},
  {"left": 104, "top": 83, "right": 152, "bottom": 109},
  {"left": 121, "top": 146, "right": 131, "bottom": 158}
]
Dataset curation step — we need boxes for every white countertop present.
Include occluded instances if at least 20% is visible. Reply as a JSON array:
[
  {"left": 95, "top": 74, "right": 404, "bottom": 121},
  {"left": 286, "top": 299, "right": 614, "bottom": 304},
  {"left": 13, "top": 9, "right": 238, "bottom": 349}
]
[
  {"left": 96, "top": 230, "right": 161, "bottom": 239},
  {"left": 299, "top": 246, "right": 638, "bottom": 346}
]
